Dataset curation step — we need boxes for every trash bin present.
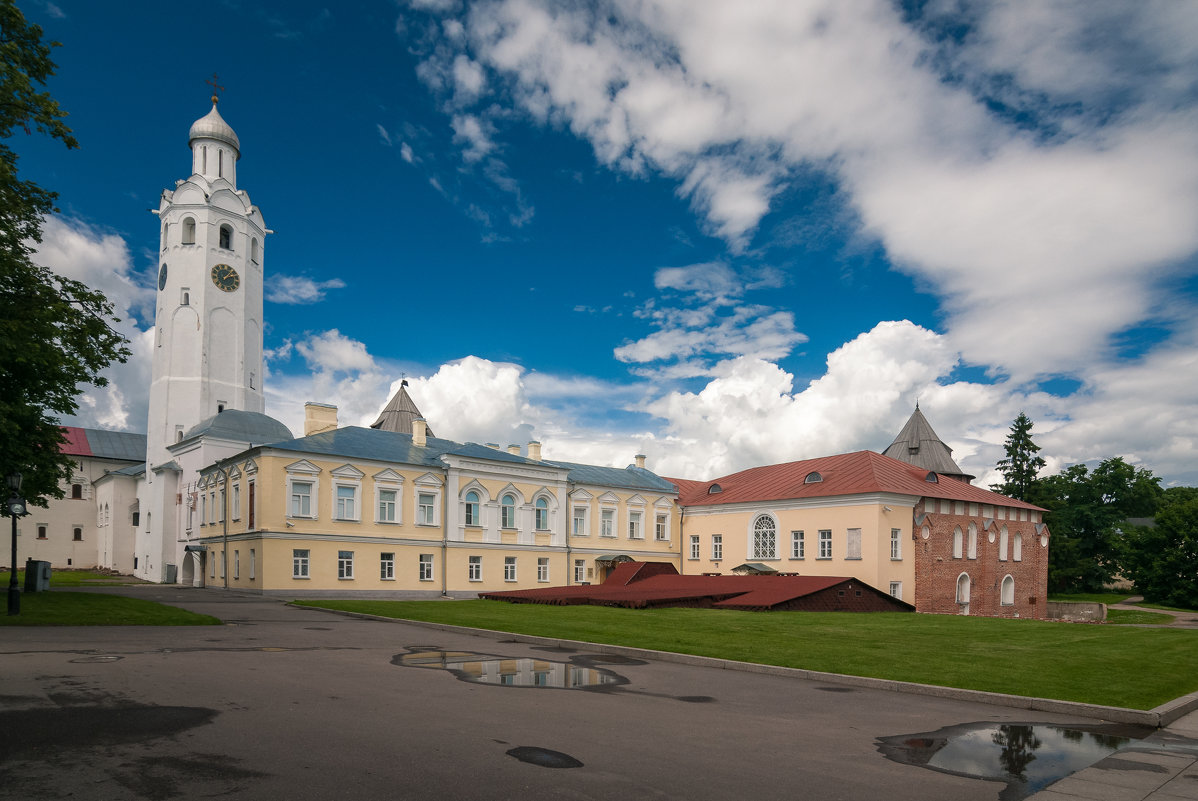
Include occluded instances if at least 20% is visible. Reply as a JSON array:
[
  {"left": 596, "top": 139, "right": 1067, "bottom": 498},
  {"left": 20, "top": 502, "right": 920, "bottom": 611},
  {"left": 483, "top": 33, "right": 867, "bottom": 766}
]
[{"left": 24, "top": 559, "right": 50, "bottom": 592}]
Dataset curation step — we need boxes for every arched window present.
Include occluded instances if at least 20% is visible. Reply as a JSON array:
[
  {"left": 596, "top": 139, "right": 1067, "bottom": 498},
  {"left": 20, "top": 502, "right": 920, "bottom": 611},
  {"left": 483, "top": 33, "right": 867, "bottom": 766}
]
[
  {"left": 752, "top": 515, "right": 777, "bottom": 560},
  {"left": 999, "top": 525, "right": 1009, "bottom": 561},
  {"left": 182, "top": 217, "right": 196, "bottom": 245},
  {"left": 967, "top": 522, "right": 978, "bottom": 559},
  {"left": 1001, "top": 575, "right": 1015, "bottom": 606},
  {"left": 162, "top": 223, "right": 169, "bottom": 248},
  {"left": 956, "top": 573, "right": 971, "bottom": 606},
  {"left": 1013, "top": 533, "right": 1023, "bottom": 562},
  {"left": 251, "top": 237, "right": 260, "bottom": 264},
  {"left": 71, "top": 483, "right": 83, "bottom": 499},
  {"left": 534, "top": 497, "right": 548, "bottom": 530},
  {"left": 219, "top": 224, "right": 233, "bottom": 250},
  {"left": 952, "top": 526, "right": 963, "bottom": 559},
  {"left": 218, "top": 149, "right": 224, "bottom": 178},
  {"left": 804, "top": 471, "right": 822, "bottom": 484},
  {"left": 501, "top": 494, "right": 516, "bottom": 529},
  {"left": 464, "top": 491, "right": 480, "bottom": 526}
]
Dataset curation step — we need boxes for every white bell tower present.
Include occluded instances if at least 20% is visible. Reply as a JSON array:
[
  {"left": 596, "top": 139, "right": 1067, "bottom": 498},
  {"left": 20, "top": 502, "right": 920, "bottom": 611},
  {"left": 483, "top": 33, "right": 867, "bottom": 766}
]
[
  {"left": 137, "top": 91, "right": 268, "bottom": 581},
  {"left": 146, "top": 94, "right": 267, "bottom": 470}
]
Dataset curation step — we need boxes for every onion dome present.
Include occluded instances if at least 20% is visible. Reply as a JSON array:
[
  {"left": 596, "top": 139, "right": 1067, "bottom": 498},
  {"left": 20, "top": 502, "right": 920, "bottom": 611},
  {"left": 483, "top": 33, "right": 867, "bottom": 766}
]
[{"left": 188, "top": 100, "right": 240, "bottom": 155}]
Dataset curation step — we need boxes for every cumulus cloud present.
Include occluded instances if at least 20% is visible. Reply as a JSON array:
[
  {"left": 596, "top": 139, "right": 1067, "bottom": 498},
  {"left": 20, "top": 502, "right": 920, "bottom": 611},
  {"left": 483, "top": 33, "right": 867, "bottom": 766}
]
[
  {"left": 266, "top": 274, "right": 347, "bottom": 305},
  {"left": 32, "top": 216, "right": 154, "bottom": 432},
  {"left": 403, "top": 0, "right": 1198, "bottom": 383}
]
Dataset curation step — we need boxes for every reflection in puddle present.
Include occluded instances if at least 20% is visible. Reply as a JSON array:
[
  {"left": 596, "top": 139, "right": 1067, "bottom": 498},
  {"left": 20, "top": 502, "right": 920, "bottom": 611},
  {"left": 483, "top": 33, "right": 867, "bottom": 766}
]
[
  {"left": 393, "top": 649, "right": 624, "bottom": 689},
  {"left": 878, "top": 722, "right": 1149, "bottom": 801}
]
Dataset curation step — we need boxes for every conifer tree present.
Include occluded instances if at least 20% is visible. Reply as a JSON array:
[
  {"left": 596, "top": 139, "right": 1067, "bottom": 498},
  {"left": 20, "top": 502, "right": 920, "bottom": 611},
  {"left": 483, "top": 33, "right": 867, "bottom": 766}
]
[{"left": 992, "top": 412, "right": 1046, "bottom": 501}]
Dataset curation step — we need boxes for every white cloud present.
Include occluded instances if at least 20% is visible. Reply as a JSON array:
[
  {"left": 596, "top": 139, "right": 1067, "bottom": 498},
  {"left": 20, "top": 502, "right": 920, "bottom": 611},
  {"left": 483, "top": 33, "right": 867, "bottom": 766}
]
[
  {"left": 411, "top": 0, "right": 1198, "bottom": 382},
  {"left": 400, "top": 142, "right": 415, "bottom": 163},
  {"left": 451, "top": 113, "right": 495, "bottom": 162},
  {"left": 376, "top": 124, "right": 392, "bottom": 146},
  {"left": 265, "top": 274, "right": 347, "bottom": 304},
  {"left": 33, "top": 216, "right": 154, "bottom": 432}
]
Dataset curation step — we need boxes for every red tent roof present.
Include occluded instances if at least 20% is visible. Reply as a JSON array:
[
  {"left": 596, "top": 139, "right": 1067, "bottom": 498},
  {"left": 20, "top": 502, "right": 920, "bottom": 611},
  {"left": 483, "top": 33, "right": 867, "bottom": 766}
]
[{"left": 59, "top": 427, "right": 93, "bottom": 457}]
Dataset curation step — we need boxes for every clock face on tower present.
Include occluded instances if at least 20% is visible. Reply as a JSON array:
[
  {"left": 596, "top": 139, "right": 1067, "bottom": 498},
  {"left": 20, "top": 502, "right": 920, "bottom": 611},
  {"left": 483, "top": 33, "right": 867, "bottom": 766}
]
[
  {"left": 211, "top": 263, "right": 240, "bottom": 292},
  {"left": 158, "top": 263, "right": 168, "bottom": 290}
]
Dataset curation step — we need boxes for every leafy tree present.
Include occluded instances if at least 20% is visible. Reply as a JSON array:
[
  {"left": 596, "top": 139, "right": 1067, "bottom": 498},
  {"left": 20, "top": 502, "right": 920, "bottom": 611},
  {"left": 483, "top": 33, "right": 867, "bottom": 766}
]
[
  {"left": 1120, "top": 490, "right": 1198, "bottom": 609},
  {"left": 1032, "top": 458, "right": 1162, "bottom": 593},
  {"left": 992, "top": 412, "right": 1046, "bottom": 501},
  {"left": 0, "top": 1, "right": 129, "bottom": 509}
]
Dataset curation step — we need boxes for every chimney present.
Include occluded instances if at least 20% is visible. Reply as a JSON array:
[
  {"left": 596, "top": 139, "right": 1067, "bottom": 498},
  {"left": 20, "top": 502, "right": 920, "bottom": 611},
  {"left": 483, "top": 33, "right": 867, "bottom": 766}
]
[
  {"left": 634, "top": 453, "right": 647, "bottom": 469},
  {"left": 304, "top": 403, "right": 338, "bottom": 436},
  {"left": 507, "top": 444, "right": 520, "bottom": 455},
  {"left": 527, "top": 440, "right": 542, "bottom": 461},
  {"left": 413, "top": 418, "right": 427, "bottom": 448},
  {"left": 486, "top": 442, "right": 500, "bottom": 450}
]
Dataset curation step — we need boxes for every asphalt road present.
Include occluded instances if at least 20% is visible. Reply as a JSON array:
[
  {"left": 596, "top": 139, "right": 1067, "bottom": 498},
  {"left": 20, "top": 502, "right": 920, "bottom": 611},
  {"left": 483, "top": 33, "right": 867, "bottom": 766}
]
[{"left": 0, "top": 587, "right": 1151, "bottom": 800}]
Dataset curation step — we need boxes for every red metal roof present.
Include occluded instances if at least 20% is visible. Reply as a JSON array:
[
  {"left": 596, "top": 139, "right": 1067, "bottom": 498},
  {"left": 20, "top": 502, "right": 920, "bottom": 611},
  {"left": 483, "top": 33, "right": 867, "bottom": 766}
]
[
  {"left": 481, "top": 564, "right": 911, "bottom": 611},
  {"left": 59, "top": 427, "right": 93, "bottom": 457},
  {"left": 668, "top": 450, "right": 1043, "bottom": 511}
]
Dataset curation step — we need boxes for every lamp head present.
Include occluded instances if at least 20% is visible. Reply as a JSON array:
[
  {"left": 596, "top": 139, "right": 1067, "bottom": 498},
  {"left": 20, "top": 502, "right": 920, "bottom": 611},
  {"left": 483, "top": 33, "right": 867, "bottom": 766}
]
[{"left": 6, "top": 472, "right": 21, "bottom": 492}]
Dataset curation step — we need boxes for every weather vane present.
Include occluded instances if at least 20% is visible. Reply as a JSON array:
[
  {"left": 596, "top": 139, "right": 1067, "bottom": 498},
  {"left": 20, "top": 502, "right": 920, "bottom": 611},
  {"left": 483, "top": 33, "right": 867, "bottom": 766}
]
[{"left": 206, "top": 73, "right": 225, "bottom": 105}]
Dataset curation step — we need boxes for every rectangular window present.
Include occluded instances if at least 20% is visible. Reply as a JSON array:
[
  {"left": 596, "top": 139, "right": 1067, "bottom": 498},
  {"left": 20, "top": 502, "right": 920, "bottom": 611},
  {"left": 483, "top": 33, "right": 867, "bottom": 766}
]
[
  {"left": 419, "top": 554, "right": 433, "bottom": 581},
  {"left": 232, "top": 484, "right": 241, "bottom": 520},
  {"left": 378, "top": 489, "right": 397, "bottom": 522},
  {"left": 336, "top": 485, "right": 357, "bottom": 520},
  {"left": 818, "top": 529, "right": 832, "bottom": 559},
  {"left": 210, "top": 552, "right": 216, "bottom": 578},
  {"left": 791, "top": 530, "right": 805, "bottom": 559},
  {"left": 233, "top": 550, "right": 240, "bottom": 579},
  {"left": 572, "top": 507, "right": 587, "bottom": 536},
  {"left": 574, "top": 559, "right": 585, "bottom": 583},
  {"left": 250, "top": 548, "right": 256, "bottom": 580},
  {"left": 501, "top": 501, "right": 515, "bottom": 529},
  {"left": 36, "top": 525, "right": 47, "bottom": 539},
  {"left": 468, "top": 555, "right": 482, "bottom": 581},
  {"left": 380, "top": 552, "right": 395, "bottom": 580},
  {"left": 655, "top": 513, "right": 668, "bottom": 540},
  {"left": 290, "top": 481, "right": 312, "bottom": 517},
  {"left": 248, "top": 481, "right": 256, "bottom": 528},
  {"left": 338, "top": 550, "right": 354, "bottom": 579},
  {"left": 712, "top": 534, "right": 723, "bottom": 561},
  {"left": 954, "top": 501, "right": 965, "bottom": 516},
  {"left": 889, "top": 581, "right": 902, "bottom": 600},
  {"left": 628, "top": 511, "right": 642, "bottom": 539},
  {"left": 534, "top": 501, "right": 548, "bottom": 531},
  {"left": 890, "top": 528, "right": 902, "bottom": 560},
  {"left": 218, "top": 490, "right": 226, "bottom": 522},
  {"left": 418, "top": 493, "right": 435, "bottom": 525},
  {"left": 600, "top": 509, "right": 615, "bottom": 537},
  {"left": 689, "top": 535, "right": 700, "bottom": 560},
  {"left": 504, "top": 556, "right": 517, "bottom": 582},
  {"left": 537, "top": 558, "right": 549, "bottom": 582},
  {"left": 846, "top": 528, "right": 862, "bottom": 560},
  {"left": 219, "top": 550, "right": 226, "bottom": 578}
]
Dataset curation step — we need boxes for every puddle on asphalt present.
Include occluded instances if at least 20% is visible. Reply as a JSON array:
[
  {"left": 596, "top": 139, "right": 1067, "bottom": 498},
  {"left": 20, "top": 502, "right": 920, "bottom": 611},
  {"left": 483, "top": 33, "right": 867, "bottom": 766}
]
[
  {"left": 506, "top": 746, "right": 584, "bottom": 768},
  {"left": 393, "top": 648, "right": 625, "bottom": 690},
  {"left": 878, "top": 721, "right": 1152, "bottom": 801}
]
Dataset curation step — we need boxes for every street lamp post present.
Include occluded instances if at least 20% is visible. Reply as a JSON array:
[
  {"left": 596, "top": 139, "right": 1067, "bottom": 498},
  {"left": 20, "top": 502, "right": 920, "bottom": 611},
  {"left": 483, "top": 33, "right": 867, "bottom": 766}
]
[{"left": 7, "top": 473, "right": 27, "bottom": 616}]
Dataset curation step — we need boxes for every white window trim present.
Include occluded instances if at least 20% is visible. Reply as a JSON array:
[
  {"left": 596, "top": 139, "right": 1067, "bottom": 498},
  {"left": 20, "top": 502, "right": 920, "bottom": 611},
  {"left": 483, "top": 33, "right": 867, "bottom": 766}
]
[
  {"left": 846, "top": 528, "right": 862, "bottom": 561},
  {"left": 468, "top": 555, "right": 482, "bottom": 582},
  {"left": 292, "top": 548, "right": 310, "bottom": 579},
  {"left": 418, "top": 554, "right": 434, "bottom": 581},
  {"left": 330, "top": 464, "right": 365, "bottom": 522},
  {"left": 791, "top": 530, "right": 805, "bottom": 560},
  {"left": 712, "top": 534, "right": 723, "bottom": 561},
  {"left": 414, "top": 474, "right": 443, "bottom": 527},
  {"left": 572, "top": 505, "right": 589, "bottom": 537},
  {"left": 285, "top": 460, "right": 321, "bottom": 520},
  {"left": 504, "top": 556, "right": 517, "bottom": 582},
  {"left": 599, "top": 506, "right": 617, "bottom": 538},
  {"left": 817, "top": 529, "right": 832, "bottom": 560},
  {"left": 537, "top": 558, "right": 549, "bottom": 583},
  {"left": 337, "top": 550, "right": 354, "bottom": 580},
  {"left": 628, "top": 509, "right": 644, "bottom": 540},
  {"left": 890, "top": 528, "right": 902, "bottom": 560},
  {"left": 889, "top": 581, "right": 902, "bottom": 600},
  {"left": 748, "top": 512, "right": 779, "bottom": 561},
  {"left": 688, "top": 534, "right": 700, "bottom": 560},
  {"left": 380, "top": 552, "right": 396, "bottom": 581},
  {"left": 653, "top": 499, "right": 673, "bottom": 541},
  {"left": 373, "top": 469, "right": 404, "bottom": 524}
]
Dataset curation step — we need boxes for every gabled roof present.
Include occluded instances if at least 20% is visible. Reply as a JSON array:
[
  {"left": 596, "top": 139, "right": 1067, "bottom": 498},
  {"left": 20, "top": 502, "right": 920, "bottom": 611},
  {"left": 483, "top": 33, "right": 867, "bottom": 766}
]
[
  {"left": 881, "top": 405, "right": 974, "bottom": 482},
  {"left": 371, "top": 382, "right": 435, "bottom": 437},
  {"left": 268, "top": 426, "right": 460, "bottom": 468},
  {"left": 670, "top": 450, "right": 1043, "bottom": 510},
  {"left": 60, "top": 426, "right": 146, "bottom": 462}
]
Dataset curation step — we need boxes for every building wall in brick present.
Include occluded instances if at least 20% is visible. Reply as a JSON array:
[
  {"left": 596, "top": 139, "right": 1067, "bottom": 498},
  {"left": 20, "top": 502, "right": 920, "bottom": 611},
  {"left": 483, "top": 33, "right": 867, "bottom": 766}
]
[{"left": 911, "top": 496, "right": 1049, "bottom": 619}]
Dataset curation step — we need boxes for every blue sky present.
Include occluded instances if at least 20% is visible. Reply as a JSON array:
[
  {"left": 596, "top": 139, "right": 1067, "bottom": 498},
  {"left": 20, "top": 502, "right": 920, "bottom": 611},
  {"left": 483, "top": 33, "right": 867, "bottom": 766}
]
[{"left": 18, "top": 0, "right": 1198, "bottom": 486}]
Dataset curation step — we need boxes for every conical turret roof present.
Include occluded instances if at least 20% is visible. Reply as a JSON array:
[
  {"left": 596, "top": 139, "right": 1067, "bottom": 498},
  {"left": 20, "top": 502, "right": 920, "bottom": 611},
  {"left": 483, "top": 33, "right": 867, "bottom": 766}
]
[
  {"left": 882, "top": 405, "right": 974, "bottom": 483},
  {"left": 370, "top": 381, "right": 434, "bottom": 437}
]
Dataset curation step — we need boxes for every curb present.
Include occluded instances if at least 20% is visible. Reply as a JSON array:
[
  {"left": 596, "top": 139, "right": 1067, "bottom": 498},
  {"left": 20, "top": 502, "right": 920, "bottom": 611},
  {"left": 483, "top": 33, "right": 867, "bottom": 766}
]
[{"left": 300, "top": 605, "right": 1198, "bottom": 728}]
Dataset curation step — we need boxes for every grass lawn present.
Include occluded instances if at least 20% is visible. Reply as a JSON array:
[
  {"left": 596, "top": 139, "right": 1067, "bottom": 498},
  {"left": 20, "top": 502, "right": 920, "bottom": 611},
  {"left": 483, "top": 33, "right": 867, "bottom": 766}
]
[
  {"left": 0, "top": 591, "right": 219, "bottom": 626},
  {"left": 1106, "top": 608, "right": 1174, "bottom": 625},
  {"left": 1048, "top": 592, "right": 1135, "bottom": 604},
  {"left": 0, "top": 569, "right": 142, "bottom": 587},
  {"left": 292, "top": 600, "right": 1198, "bottom": 711}
]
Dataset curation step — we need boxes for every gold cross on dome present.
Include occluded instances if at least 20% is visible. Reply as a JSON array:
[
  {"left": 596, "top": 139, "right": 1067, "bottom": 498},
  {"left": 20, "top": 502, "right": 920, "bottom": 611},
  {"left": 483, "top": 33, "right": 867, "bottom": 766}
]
[{"left": 206, "top": 73, "right": 225, "bottom": 104}]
